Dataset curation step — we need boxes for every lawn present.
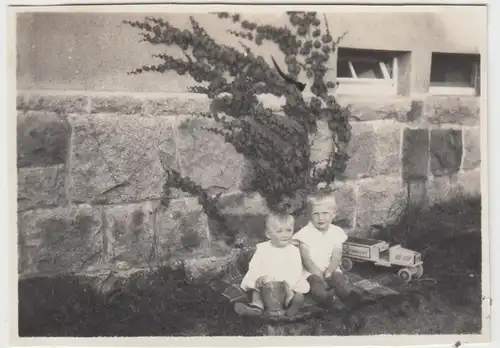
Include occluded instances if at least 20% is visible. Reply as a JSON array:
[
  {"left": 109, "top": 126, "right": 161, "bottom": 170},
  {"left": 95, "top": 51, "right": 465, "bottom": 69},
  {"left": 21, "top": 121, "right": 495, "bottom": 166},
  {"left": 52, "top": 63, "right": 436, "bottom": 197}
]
[{"left": 18, "top": 197, "right": 483, "bottom": 337}]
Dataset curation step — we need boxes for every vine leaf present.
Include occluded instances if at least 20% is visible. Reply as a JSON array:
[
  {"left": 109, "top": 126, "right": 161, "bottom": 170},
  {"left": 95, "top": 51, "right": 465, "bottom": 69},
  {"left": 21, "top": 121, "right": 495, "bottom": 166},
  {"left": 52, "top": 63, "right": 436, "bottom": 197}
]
[{"left": 126, "top": 12, "right": 353, "bottom": 224}]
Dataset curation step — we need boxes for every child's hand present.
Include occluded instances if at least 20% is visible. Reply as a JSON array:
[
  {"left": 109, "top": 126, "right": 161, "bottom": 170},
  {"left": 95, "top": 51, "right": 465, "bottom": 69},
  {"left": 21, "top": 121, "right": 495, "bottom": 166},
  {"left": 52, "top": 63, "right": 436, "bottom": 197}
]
[
  {"left": 324, "top": 269, "right": 333, "bottom": 280},
  {"left": 255, "top": 276, "right": 271, "bottom": 288}
]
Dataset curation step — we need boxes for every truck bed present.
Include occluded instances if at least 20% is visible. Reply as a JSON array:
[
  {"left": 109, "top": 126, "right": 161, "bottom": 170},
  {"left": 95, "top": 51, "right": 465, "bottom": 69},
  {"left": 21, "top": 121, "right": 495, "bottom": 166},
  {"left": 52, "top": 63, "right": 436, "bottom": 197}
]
[{"left": 346, "top": 236, "right": 383, "bottom": 246}]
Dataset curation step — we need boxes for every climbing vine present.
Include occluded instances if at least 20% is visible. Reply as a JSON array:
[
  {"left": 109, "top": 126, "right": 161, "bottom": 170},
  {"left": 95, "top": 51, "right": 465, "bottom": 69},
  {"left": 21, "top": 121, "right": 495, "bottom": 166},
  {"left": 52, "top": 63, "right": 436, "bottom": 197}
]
[{"left": 125, "top": 12, "right": 353, "bottom": 243}]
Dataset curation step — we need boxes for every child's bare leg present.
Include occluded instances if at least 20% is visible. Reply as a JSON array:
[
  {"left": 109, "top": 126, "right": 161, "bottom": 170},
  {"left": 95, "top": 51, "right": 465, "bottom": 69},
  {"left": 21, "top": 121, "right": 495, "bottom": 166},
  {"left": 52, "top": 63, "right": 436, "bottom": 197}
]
[
  {"left": 283, "top": 282, "right": 295, "bottom": 307},
  {"left": 328, "top": 271, "right": 354, "bottom": 299},
  {"left": 307, "top": 275, "right": 335, "bottom": 305},
  {"left": 327, "top": 271, "right": 372, "bottom": 308},
  {"left": 285, "top": 291, "right": 305, "bottom": 316},
  {"left": 307, "top": 275, "right": 345, "bottom": 310},
  {"left": 234, "top": 291, "right": 264, "bottom": 317}
]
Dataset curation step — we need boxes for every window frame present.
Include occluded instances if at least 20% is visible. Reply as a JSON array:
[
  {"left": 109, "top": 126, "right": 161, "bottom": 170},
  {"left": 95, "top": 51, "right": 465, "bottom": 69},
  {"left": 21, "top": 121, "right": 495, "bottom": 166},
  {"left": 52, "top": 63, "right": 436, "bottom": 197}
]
[
  {"left": 335, "top": 48, "right": 400, "bottom": 96},
  {"left": 428, "top": 52, "right": 481, "bottom": 96}
]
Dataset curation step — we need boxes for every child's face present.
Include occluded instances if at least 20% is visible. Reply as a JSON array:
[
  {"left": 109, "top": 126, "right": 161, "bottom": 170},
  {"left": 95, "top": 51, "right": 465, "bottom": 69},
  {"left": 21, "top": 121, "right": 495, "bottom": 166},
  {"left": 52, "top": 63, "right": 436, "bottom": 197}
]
[
  {"left": 310, "top": 202, "right": 336, "bottom": 231},
  {"left": 267, "top": 221, "right": 294, "bottom": 247}
]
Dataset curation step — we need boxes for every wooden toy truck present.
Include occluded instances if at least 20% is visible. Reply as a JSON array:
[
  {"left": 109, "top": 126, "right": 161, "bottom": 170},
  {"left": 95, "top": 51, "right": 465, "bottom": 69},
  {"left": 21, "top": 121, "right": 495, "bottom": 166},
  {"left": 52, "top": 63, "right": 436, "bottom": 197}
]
[{"left": 340, "top": 236, "right": 424, "bottom": 283}]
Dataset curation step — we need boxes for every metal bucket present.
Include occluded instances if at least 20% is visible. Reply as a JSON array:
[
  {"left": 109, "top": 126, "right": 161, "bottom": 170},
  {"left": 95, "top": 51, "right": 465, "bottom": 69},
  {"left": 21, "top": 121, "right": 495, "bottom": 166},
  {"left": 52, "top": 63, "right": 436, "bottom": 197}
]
[{"left": 260, "top": 281, "right": 287, "bottom": 316}]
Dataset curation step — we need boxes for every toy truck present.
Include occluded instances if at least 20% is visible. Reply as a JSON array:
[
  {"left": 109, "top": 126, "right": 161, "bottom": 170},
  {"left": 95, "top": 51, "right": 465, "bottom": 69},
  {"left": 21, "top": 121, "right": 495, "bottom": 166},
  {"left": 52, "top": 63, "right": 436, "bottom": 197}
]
[{"left": 340, "top": 236, "right": 424, "bottom": 283}]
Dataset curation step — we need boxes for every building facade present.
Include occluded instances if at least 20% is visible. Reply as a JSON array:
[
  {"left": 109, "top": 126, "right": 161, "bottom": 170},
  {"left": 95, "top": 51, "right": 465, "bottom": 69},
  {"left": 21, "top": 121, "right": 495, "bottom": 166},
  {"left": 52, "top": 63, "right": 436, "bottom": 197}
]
[{"left": 16, "top": 8, "right": 485, "bottom": 280}]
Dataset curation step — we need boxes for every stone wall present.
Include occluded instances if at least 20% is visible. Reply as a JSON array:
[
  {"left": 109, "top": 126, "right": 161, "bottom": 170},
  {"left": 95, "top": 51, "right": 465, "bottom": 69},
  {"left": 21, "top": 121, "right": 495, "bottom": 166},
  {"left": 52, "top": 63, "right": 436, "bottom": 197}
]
[
  {"left": 16, "top": 90, "right": 481, "bottom": 279},
  {"left": 15, "top": 10, "right": 485, "bottom": 280}
]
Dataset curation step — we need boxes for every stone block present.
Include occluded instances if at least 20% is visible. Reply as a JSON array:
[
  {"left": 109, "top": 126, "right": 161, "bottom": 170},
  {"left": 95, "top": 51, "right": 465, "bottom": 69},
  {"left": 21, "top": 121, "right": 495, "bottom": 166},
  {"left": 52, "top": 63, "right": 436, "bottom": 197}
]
[
  {"left": 424, "top": 96, "right": 480, "bottom": 126},
  {"left": 144, "top": 94, "right": 210, "bottom": 116},
  {"left": 462, "top": 127, "right": 481, "bottom": 170},
  {"left": 68, "top": 114, "right": 177, "bottom": 204},
  {"left": 356, "top": 177, "right": 407, "bottom": 228},
  {"left": 219, "top": 213, "right": 268, "bottom": 246},
  {"left": 309, "top": 119, "right": 334, "bottom": 167},
  {"left": 337, "top": 97, "right": 412, "bottom": 122},
  {"left": 103, "top": 201, "right": 156, "bottom": 269},
  {"left": 406, "top": 179, "right": 428, "bottom": 207},
  {"left": 155, "top": 198, "right": 216, "bottom": 263},
  {"left": 402, "top": 128, "right": 430, "bottom": 180},
  {"left": 430, "top": 129, "right": 463, "bottom": 177},
  {"left": 216, "top": 191, "right": 269, "bottom": 216},
  {"left": 344, "top": 122, "right": 401, "bottom": 179},
  {"left": 406, "top": 100, "right": 424, "bottom": 122},
  {"left": 426, "top": 170, "right": 481, "bottom": 205},
  {"left": 16, "top": 93, "right": 88, "bottom": 114},
  {"left": 330, "top": 181, "right": 357, "bottom": 228},
  {"left": 344, "top": 123, "right": 376, "bottom": 179},
  {"left": 17, "top": 165, "right": 66, "bottom": 211},
  {"left": 426, "top": 175, "right": 458, "bottom": 205},
  {"left": 17, "top": 110, "right": 71, "bottom": 168},
  {"left": 183, "top": 251, "right": 239, "bottom": 282},
  {"left": 89, "top": 96, "right": 145, "bottom": 115},
  {"left": 175, "top": 115, "right": 246, "bottom": 190},
  {"left": 456, "top": 169, "right": 481, "bottom": 198},
  {"left": 18, "top": 205, "right": 104, "bottom": 275},
  {"left": 372, "top": 121, "right": 402, "bottom": 177}
]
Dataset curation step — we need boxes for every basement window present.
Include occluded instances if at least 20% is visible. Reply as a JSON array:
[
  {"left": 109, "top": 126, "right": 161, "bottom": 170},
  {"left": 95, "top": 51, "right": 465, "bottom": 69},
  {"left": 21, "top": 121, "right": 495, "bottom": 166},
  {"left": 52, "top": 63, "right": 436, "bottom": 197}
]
[
  {"left": 335, "top": 48, "right": 400, "bottom": 96},
  {"left": 429, "top": 52, "right": 481, "bottom": 96}
]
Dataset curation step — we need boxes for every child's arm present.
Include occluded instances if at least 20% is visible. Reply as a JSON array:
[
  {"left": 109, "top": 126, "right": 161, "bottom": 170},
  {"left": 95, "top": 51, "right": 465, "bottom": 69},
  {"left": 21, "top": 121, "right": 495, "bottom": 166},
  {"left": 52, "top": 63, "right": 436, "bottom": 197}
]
[
  {"left": 324, "top": 228, "right": 348, "bottom": 277},
  {"left": 298, "top": 242, "right": 324, "bottom": 279},
  {"left": 324, "top": 245, "right": 343, "bottom": 278},
  {"left": 240, "top": 246, "right": 264, "bottom": 291}
]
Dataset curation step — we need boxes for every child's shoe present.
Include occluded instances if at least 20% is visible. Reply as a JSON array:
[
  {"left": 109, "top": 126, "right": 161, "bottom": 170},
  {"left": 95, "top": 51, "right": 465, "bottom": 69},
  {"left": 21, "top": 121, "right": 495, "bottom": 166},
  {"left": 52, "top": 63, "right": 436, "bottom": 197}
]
[
  {"left": 234, "top": 303, "right": 264, "bottom": 317},
  {"left": 223, "top": 284, "right": 248, "bottom": 303}
]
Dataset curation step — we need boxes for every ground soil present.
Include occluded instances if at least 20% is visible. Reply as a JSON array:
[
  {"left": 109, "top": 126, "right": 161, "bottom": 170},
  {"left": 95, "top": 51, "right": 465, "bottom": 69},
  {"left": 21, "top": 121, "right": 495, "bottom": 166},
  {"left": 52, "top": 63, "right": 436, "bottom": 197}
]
[{"left": 18, "top": 197, "right": 483, "bottom": 336}]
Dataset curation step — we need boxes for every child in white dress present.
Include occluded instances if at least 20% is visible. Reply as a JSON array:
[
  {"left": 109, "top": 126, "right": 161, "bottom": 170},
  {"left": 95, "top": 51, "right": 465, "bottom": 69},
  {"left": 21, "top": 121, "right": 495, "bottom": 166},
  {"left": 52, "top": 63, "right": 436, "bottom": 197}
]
[{"left": 234, "top": 212, "right": 310, "bottom": 317}]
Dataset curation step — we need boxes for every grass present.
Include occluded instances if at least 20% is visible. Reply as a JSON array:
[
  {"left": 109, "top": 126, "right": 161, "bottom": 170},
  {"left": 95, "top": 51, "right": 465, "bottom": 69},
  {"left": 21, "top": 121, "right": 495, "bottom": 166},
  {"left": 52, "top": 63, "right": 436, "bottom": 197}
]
[{"left": 18, "top": 196, "right": 483, "bottom": 337}]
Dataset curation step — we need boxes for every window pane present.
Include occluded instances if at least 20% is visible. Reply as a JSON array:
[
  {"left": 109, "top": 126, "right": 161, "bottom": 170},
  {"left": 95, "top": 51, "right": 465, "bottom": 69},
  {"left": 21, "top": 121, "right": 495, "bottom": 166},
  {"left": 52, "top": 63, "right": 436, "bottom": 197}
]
[
  {"left": 337, "top": 48, "right": 397, "bottom": 80},
  {"left": 430, "top": 53, "right": 479, "bottom": 87},
  {"left": 352, "top": 60, "right": 384, "bottom": 79},
  {"left": 337, "top": 59, "right": 353, "bottom": 78}
]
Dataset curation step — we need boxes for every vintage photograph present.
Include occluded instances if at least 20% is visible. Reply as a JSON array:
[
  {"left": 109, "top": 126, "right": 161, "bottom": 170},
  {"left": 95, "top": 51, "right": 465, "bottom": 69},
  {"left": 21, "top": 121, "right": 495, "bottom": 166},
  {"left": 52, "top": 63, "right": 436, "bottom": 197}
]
[{"left": 12, "top": 3, "right": 488, "bottom": 343}]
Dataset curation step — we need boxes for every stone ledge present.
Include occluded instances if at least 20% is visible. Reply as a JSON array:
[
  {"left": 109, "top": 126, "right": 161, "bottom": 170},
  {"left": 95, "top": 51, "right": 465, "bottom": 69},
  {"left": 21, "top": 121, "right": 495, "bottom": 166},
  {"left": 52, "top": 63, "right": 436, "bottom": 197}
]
[
  {"left": 422, "top": 96, "right": 480, "bottom": 126},
  {"left": 336, "top": 96, "right": 412, "bottom": 122},
  {"left": 90, "top": 96, "right": 145, "bottom": 115},
  {"left": 17, "top": 92, "right": 89, "bottom": 114},
  {"left": 17, "top": 91, "right": 415, "bottom": 121},
  {"left": 183, "top": 251, "right": 240, "bottom": 283}
]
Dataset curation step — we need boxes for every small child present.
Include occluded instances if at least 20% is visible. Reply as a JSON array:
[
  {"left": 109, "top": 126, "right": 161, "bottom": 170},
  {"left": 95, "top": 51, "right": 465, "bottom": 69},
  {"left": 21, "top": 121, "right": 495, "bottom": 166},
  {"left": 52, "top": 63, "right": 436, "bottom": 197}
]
[
  {"left": 234, "top": 212, "right": 310, "bottom": 317},
  {"left": 293, "top": 188, "right": 363, "bottom": 309}
]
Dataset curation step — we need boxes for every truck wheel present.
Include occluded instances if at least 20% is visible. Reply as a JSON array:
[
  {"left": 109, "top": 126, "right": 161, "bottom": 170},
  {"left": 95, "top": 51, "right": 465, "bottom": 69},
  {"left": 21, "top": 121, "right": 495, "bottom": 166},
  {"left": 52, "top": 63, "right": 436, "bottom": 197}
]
[
  {"left": 414, "top": 264, "right": 424, "bottom": 279},
  {"left": 341, "top": 258, "right": 353, "bottom": 272},
  {"left": 398, "top": 268, "right": 412, "bottom": 283}
]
